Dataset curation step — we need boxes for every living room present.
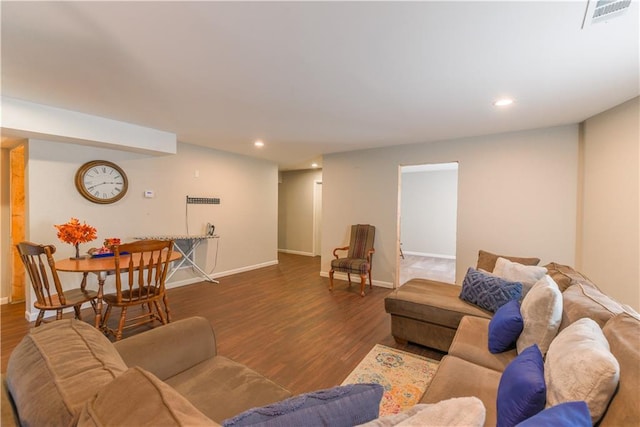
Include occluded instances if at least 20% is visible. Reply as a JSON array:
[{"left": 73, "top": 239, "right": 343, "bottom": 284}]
[{"left": 0, "top": 1, "right": 639, "bottom": 425}]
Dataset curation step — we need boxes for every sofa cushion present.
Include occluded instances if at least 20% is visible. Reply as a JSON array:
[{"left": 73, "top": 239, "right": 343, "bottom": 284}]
[
  {"left": 459, "top": 268, "right": 522, "bottom": 313},
  {"left": 165, "top": 355, "right": 291, "bottom": 422},
  {"left": 545, "top": 318, "right": 620, "bottom": 424},
  {"left": 488, "top": 299, "right": 524, "bottom": 354},
  {"left": 560, "top": 283, "right": 631, "bottom": 330},
  {"left": 493, "top": 257, "right": 547, "bottom": 297},
  {"left": 77, "top": 366, "right": 219, "bottom": 426},
  {"left": 385, "top": 279, "right": 492, "bottom": 329},
  {"left": 421, "top": 355, "right": 501, "bottom": 427},
  {"left": 5, "top": 319, "right": 128, "bottom": 427},
  {"left": 476, "top": 250, "right": 540, "bottom": 273},
  {"left": 496, "top": 345, "right": 546, "bottom": 427},
  {"left": 544, "top": 262, "right": 599, "bottom": 292},
  {"left": 357, "top": 397, "right": 486, "bottom": 427},
  {"left": 599, "top": 312, "right": 640, "bottom": 426},
  {"left": 515, "top": 401, "right": 591, "bottom": 427},
  {"left": 517, "top": 275, "right": 562, "bottom": 356},
  {"left": 449, "top": 316, "right": 517, "bottom": 372},
  {"left": 223, "top": 383, "right": 383, "bottom": 427}
]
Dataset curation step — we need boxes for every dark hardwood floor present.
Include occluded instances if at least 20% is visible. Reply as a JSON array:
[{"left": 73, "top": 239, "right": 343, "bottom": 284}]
[{"left": 1, "top": 253, "right": 443, "bottom": 395}]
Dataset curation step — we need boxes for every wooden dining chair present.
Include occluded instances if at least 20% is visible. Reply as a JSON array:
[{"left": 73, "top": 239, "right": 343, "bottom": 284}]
[
  {"left": 101, "top": 239, "right": 174, "bottom": 341},
  {"left": 329, "top": 224, "right": 376, "bottom": 296},
  {"left": 16, "top": 241, "right": 98, "bottom": 326}
]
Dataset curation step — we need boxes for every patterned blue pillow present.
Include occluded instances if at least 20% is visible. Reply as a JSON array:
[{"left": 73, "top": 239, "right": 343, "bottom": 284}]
[
  {"left": 497, "top": 344, "right": 546, "bottom": 427},
  {"left": 222, "top": 383, "right": 383, "bottom": 427},
  {"left": 460, "top": 267, "right": 522, "bottom": 312},
  {"left": 488, "top": 299, "right": 524, "bottom": 353}
]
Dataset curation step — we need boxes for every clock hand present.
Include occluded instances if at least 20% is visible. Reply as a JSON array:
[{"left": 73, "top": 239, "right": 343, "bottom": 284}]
[{"left": 86, "top": 182, "right": 108, "bottom": 191}]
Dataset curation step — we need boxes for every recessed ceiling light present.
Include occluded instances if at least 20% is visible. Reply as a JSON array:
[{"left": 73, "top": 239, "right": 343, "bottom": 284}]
[
  {"left": 254, "top": 140, "right": 264, "bottom": 147},
  {"left": 493, "top": 98, "right": 514, "bottom": 107},
  {"left": 311, "top": 163, "right": 318, "bottom": 168}
]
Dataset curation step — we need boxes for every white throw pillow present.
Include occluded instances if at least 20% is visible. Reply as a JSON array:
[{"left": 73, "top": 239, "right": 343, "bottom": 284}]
[
  {"left": 545, "top": 318, "right": 620, "bottom": 424},
  {"left": 494, "top": 257, "right": 547, "bottom": 297},
  {"left": 356, "top": 397, "right": 486, "bottom": 427},
  {"left": 516, "top": 275, "right": 562, "bottom": 356}
]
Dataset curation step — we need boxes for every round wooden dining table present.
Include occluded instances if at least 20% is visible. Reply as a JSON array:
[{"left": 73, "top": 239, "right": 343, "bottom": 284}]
[{"left": 56, "top": 251, "right": 182, "bottom": 328}]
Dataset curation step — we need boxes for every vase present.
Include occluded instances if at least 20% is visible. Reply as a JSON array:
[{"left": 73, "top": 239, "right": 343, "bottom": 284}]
[{"left": 70, "top": 243, "right": 86, "bottom": 260}]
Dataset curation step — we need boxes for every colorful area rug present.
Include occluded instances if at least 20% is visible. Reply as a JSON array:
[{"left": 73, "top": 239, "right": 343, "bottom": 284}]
[{"left": 341, "top": 344, "right": 440, "bottom": 416}]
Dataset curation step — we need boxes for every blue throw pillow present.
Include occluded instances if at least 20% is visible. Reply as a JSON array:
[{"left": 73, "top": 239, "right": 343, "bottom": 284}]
[
  {"left": 222, "top": 383, "right": 383, "bottom": 427},
  {"left": 460, "top": 267, "right": 522, "bottom": 312},
  {"left": 488, "top": 299, "right": 524, "bottom": 353},
  {"left": 515, "top": 401, "right": 591, "bottom": 427},
  {"left": 497, "top": 344, "right": 546, "bottom": 427}
]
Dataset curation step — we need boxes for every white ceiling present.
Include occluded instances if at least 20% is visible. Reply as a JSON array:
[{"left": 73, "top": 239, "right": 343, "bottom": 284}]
[{"left": 1, "top": 1, "right": 638, "bottom": 170}]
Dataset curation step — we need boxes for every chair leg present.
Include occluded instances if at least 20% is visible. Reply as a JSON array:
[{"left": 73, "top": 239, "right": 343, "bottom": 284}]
[
  {"left": 329, "top": 270, "right": 335, "bottom": 291},
  {"left": 347, "top": 273, "right": 352, "bottom": 286},
  {"left": 369, "top": 269, "right": 373, "bottom": 289},
  {"left": 162, "top": 294, "right": 172, "bottom": 323},
  {"left": 73, "top": 305, "right": 82, "bottom": 321},
  {"left": 56, "top": 310, "right": 63, "bottom": 321},
  {"left": 116, "top": 307, "right": 127, "bottom": 341},
  {"left": 359, "top": 274, "right": 366, "bottom": 297},
  {"left": 90, "top": 299, "right": 98, "bottom": 314},
  {"left": 35, "top": 310, "right": 45, "bottom": 327},
  {"left": 101, "top": 304, "right": 112, "bottom": 327},
  {"left": 154, "top": 301, "right": 167, "bottom": 325}
]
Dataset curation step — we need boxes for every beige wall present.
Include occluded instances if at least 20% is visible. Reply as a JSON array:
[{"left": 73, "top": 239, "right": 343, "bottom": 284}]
[
  {"left": 14, "top": 139, "right": 278, "bottom": 319},
  {"left": 322, "top": 125, "right": 579, "bottom": 287},
  {"left": 278, "top": 169, "right": 322, "bottom": 255},
  {"left": 579, "top": 97, "right": 639, "bottom": 310}
]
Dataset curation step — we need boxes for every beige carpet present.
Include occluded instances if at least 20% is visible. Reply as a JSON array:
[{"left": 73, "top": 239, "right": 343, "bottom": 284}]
[{"left": 341, "top": 344, "right": 440, "bottom": 416}]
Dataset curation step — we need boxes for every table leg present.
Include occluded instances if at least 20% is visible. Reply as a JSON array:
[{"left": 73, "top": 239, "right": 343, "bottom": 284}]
[{"left": 94, "top": 272, "right": 106, "bottom": 329}]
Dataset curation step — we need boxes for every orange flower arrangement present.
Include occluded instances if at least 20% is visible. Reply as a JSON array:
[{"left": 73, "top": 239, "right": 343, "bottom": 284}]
[{"left": 54, "top": 218, "right": 97, "bottom": 259}]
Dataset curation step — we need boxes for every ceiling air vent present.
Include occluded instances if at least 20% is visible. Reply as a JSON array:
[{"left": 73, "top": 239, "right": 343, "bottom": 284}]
[{"left": 582, "top": 0, "right": 632, "bottom": 28}]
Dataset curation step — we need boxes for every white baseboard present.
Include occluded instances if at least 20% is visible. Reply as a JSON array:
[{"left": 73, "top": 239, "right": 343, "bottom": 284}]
[
  {"left": 0, "top": 297, "right": 8, "bottom": 305},
  {"left": 319, "top": 271, "right": 393, "bottom": 289},
  {"left": 277, "top": 249, "right": 315, "bottom": 257},
  {"left": 403, "top": 251, "right": 456, "bottom": 260},
  {"left": 212, "top": 260, "right": 279, "bottom": 278}
]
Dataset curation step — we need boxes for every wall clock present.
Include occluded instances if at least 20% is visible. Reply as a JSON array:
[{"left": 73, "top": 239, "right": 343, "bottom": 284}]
[{"left": 75, "top": 160, "right": 128, "bottom": 204}]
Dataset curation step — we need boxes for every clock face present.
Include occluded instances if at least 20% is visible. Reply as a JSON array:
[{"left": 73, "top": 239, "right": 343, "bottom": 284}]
[{"left": 75, "top": 160, "right": 128, "bottom": 204}]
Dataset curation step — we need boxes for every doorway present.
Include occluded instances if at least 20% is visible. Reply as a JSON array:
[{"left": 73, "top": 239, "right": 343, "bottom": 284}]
[
  {"left": 398, "top": 162, "right": 458, "bottom": 286},
  {"left": 313, "top": 181, "right": 322, "bottom": 256}
]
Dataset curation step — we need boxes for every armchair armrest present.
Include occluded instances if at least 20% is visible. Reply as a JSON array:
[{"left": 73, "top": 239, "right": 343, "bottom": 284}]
[
  {"left": 367, "top": 248, "right": 375, "bottom": 262},
  {"left": 332, "top": 246, "right": 350, "bottom": 258},
  {"left": 113, "top": 316, "right": 217, "bottom": 381}
]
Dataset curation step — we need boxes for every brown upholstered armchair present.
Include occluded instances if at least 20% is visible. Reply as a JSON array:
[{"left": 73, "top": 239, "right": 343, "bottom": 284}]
[{"left": 329, "top": 224, "right": 376, "bottom": 296}]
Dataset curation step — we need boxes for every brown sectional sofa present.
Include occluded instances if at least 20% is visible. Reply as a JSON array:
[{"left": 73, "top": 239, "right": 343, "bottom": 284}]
[{"left": 386, "top": 258, "right": 640, "bottom": 426}]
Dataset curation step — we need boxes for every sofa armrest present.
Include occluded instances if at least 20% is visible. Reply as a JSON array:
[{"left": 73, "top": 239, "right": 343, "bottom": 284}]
[{"left": 113, "top": 316, "right": 217, "bottom": 381}]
